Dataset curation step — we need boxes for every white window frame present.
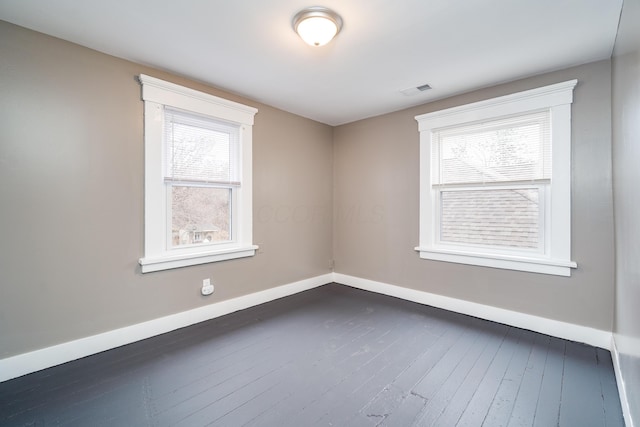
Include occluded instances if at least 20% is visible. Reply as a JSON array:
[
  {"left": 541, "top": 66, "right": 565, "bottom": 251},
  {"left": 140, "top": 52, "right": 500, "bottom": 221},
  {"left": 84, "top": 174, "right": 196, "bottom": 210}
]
[
  {"left": 138, "top": 75, "right": 258, "bottom": 273},
  {"left": 415, "top": 80, "right": 578, "bottom": 276}
]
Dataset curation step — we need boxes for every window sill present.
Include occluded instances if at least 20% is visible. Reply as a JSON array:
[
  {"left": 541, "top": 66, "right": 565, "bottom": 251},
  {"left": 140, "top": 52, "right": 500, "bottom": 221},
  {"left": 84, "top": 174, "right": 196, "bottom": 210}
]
[
  {"left": 414, "top": 246, "right": 577, "bottom": 276},
  {"left": 139, "top": 245, "right": 258, "bottom": 273}
]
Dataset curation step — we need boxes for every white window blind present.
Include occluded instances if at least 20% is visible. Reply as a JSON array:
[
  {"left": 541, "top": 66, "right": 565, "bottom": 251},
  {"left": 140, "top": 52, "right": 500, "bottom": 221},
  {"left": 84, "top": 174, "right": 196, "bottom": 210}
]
[
  {"left": 432, "top": 111, "right": 551, "bottom": 186},
  {"left": 164, "top": 108, "right": 240, "bottom": 186}
]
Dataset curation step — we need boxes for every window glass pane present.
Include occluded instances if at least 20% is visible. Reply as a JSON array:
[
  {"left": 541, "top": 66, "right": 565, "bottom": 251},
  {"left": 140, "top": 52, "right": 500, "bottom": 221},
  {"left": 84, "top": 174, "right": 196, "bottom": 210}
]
[
  {"left": 171, "top": 186, "right": 231, "bottom": 247},
  {"left": 164, "top": 108, "right": 239, "bottom": 184},
  {"left": 433, "top": 111, "right": 550, "bottom": 185},
  {"left": 440, "top": 188, "right": 539, "bottom": 249}
]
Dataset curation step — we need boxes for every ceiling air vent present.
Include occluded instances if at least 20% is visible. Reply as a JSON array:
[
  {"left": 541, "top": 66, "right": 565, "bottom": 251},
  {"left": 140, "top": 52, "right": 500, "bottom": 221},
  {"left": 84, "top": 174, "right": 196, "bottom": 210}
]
[{"left": 400, "top": 83, "right": 432, "bottom": 96}]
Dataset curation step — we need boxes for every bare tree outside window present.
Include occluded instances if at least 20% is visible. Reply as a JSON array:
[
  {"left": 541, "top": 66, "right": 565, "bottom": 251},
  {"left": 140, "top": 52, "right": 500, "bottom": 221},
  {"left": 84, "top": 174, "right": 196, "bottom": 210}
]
[{"left": 171, "top": 186, "right": 230, "bottom": 246}]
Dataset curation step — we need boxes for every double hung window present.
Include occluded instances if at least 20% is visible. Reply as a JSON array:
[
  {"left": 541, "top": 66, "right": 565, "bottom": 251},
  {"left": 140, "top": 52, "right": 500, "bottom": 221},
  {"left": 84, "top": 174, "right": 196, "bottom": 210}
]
[
  {"left": 415, "top": 80, "right": 577, "bottom": 276},
  {"left": 139, "top": 75, "right": 258, "bottom": 273},
  {"left": 164, "top": 108, "right": 237, "bottom": 248}
]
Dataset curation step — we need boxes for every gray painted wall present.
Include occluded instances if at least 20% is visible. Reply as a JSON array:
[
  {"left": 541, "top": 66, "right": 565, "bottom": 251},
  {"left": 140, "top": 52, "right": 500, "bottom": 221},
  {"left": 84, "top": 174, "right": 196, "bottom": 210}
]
[
  {"left": 0, "top": 21, "right": 334, "bottom": 359},
  {"left": 612, "top": 0, "right": 640, "bottom": 424},
  {"left": 333, "top": 60, "right": 615, "bottom": 332}
]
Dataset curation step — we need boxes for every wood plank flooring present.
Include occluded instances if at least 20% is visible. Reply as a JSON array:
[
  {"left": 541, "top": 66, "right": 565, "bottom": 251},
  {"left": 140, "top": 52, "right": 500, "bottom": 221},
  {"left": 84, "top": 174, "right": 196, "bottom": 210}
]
[{"left": 0, "top": 283, "right": 624, "bottom": 426}]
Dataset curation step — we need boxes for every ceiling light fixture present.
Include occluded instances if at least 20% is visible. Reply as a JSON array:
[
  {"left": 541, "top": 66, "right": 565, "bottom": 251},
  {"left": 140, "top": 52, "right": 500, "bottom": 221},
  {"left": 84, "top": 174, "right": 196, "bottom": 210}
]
[{"left": 293, "top": 6, "right": 343, "bottom": 47}]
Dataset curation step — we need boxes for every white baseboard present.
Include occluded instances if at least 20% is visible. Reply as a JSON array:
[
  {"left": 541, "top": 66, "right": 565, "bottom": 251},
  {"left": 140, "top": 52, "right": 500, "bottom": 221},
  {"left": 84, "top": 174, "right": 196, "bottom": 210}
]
[
  {"left": 0, "top": 273, "right": 332, "bottom": 383},
  {"left": 333, "top": 273, "right": 612, "bottom": 350},
  {"left": 1, "top": 272, "right": 614, "bottom": 384},
  {"left": 611, "top": 336, "right": 635, "bottom": 427}
]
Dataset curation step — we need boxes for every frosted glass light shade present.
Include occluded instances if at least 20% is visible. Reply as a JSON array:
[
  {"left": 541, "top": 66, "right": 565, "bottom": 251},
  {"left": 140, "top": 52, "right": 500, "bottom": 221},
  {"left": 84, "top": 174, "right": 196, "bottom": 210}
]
[{"left": 293, "top": 7, "right": 343, "bottom": 46}]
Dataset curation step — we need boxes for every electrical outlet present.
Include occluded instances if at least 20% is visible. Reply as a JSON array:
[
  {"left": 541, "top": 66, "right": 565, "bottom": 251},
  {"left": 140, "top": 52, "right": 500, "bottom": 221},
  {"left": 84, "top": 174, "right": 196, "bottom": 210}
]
[{"left": 201, "top": 278, "right": 214, "bottom": 296}]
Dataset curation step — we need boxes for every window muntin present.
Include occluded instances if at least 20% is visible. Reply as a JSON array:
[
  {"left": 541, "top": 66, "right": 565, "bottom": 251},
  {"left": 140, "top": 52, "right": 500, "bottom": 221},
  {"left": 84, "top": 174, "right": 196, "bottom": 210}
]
[{"left": 415, "top": 80, "right": 577, "bottom": 276}]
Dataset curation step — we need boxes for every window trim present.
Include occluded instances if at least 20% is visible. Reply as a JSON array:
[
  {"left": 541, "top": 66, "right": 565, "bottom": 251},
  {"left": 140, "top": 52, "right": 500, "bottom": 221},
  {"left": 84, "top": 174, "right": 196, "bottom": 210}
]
[
  {"left": 138, "top": 75, "right": 258, "bottom": 273},
  {"left": 415, "top": 80, "right": 578, "bottom": 276}
]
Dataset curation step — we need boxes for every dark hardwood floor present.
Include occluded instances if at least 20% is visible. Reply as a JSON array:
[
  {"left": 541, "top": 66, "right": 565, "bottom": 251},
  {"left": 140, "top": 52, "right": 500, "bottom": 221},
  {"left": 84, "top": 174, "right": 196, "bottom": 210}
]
[{"left": 0, "top": 284, "right": 624, "bottom": 426}]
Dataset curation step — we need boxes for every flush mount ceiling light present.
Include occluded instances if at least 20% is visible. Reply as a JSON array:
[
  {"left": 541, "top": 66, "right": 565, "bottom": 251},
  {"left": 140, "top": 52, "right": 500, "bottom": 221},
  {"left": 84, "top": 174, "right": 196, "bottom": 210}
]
[{"left": 293, "top": 6, "right": 343, "bottom": 47}]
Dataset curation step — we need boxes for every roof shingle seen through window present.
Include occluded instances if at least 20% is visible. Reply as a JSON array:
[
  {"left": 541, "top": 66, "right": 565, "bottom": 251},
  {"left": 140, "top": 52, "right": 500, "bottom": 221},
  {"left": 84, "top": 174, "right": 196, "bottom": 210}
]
[{"left": 440, "top": 189, "right": 539, "bottom": 249}]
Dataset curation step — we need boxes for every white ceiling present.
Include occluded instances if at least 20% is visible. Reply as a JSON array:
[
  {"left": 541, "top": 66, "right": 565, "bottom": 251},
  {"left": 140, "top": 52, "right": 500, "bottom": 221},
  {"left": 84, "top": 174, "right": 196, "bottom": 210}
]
[{"left": 0, "top": 0, "right": 623, "bottom": 125}]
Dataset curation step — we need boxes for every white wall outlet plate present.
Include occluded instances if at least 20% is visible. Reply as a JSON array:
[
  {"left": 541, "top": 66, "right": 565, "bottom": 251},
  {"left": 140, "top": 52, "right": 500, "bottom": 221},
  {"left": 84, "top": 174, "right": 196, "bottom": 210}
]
[{"left": 201, "top": 278, "right": 214, "bottom": 296}]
